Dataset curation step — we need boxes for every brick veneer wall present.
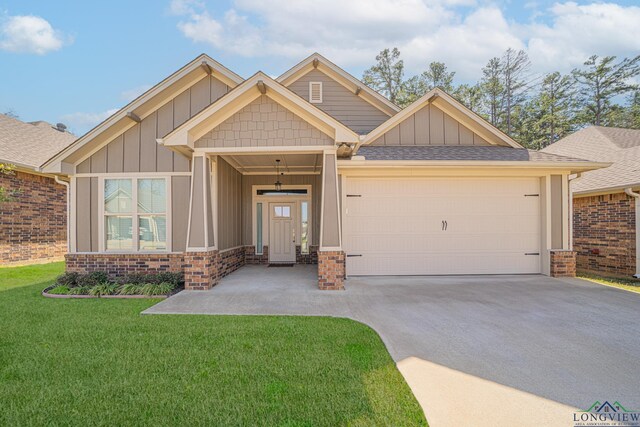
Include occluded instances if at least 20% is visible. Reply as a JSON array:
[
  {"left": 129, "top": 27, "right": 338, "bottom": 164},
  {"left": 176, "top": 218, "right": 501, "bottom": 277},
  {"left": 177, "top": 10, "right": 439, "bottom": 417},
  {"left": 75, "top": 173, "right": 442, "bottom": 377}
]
[
  {"left": 317, "top": 251, "right": 345, "bottom": 290},
  {"left": 65, "top": 253, "right": 183, "bottom": 278},
  {"left": 573, "top": 193, "right": 636, "bottom": 277},
  {"left": 550, "top": 250, "right": 577, "bottom": 277},
  {"left": 245, "top": 245, "right": 269, "bottom": 264},
  {"left": 183, "top": 250, "right": 220, "bottom": 290},
  {"left": 219, "top": 246, "right": 246, "bottom": 278},
  {"left": 0, "top": 171, "right": 67, "bottom": 265}
]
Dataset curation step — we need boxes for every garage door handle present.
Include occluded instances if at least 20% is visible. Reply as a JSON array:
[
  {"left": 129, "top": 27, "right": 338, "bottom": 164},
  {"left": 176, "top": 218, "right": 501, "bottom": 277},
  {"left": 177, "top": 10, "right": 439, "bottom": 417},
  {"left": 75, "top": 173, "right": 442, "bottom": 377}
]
[
  {"left": 525, "top": 253, "right": 540, "bottom": 256},
  {"left": 346, "top": 254, "right": 362, "bottom": 257}
]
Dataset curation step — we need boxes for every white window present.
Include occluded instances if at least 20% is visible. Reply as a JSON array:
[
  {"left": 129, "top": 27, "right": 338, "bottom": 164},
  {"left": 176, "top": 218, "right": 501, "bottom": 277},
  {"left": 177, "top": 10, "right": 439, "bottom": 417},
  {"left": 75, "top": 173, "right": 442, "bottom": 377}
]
[
  {"left": 104, "top": 178, "right": 168, "bottom": 251},
  {"left": 309, "top": 82, "right": 322, "bottom": 103}
]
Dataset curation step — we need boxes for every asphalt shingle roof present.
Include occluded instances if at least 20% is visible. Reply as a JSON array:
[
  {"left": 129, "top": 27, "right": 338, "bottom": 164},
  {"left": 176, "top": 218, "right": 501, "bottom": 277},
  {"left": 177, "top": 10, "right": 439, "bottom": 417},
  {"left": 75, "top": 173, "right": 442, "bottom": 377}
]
[
  {"left": 0, "top": 114, "right": 76, "bottom": 170},
  {"left": 541, "top": 126, "right": 640, "bottom": 194},
  {"left": 356, "top": 145, "right": 590, "bottom": 162}
]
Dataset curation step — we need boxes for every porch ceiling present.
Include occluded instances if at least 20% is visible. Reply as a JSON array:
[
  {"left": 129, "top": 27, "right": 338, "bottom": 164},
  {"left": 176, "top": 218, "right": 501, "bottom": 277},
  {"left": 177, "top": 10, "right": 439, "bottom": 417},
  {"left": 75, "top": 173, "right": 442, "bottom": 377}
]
[{"left": 221, "top": 153, "right": 322, "bottom": 175}]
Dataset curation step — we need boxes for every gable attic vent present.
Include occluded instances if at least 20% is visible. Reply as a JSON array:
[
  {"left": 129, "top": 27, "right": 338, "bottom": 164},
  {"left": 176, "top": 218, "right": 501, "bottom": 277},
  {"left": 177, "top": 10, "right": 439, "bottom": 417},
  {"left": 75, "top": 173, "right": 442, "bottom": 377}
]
[{"left": 309, "top": 82, "right": 322, "bottom": 103}]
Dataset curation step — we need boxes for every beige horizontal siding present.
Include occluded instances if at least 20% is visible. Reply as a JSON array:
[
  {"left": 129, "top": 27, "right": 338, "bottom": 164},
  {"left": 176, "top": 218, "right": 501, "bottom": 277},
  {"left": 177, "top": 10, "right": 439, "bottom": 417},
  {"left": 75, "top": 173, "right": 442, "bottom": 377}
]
[
  {"left": 287, "top": 69, "right": 390, "bottom": 134},
  {"left": 77, "top": 75, "right": 230, "bottom": 174},
  {"left": 370, "top": 104, "right": 490, "bottom": 146},
  {"left": 194, "top": 95, "right": 334, "bottom": 148}
]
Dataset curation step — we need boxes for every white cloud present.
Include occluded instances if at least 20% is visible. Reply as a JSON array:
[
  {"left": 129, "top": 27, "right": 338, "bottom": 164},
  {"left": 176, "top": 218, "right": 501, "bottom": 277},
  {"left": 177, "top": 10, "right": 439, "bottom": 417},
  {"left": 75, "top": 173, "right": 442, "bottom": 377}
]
[
  {"left": 173, "top": 1, "right": 640, "bottom": 82},
  {"left": 0, "top": 14, "right": 68, "bottom": 54},
  {"left": 60, "top": 108, "right": 118, "bottom": 136}
]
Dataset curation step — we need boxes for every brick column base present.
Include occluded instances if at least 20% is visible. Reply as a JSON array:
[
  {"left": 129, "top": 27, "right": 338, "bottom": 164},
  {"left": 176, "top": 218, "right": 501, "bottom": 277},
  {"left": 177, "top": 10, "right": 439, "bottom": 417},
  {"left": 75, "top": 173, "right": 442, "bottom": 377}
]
[
  {"left": 550, "top": 250, "right": 577, "bottom": 277},
  {"left": 318, "top": 251, "right": 345, "bottom": 290},
  {"left": 183, "top": 250, "right": 220, "bottom": 290}
]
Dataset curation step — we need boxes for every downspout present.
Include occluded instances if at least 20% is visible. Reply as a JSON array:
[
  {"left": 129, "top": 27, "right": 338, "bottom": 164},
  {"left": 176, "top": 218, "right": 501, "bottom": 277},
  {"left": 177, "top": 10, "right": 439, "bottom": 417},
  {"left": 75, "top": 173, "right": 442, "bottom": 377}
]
[
  {"left": 54, "top": 176, "right": 71, "bottom": 252},
  {"left": 624, "top": 187, "right": 640, "bottom": 278}
]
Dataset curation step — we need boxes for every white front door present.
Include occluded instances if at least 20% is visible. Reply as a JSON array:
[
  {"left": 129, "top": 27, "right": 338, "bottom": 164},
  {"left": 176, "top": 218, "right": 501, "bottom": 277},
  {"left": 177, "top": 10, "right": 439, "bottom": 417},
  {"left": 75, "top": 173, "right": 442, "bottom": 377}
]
[
  {"left": 344, "top": 177, "right": 541, "bottom": 276},
  {"left": 269, "top": 203, "right": 296, "bottom": 263}
]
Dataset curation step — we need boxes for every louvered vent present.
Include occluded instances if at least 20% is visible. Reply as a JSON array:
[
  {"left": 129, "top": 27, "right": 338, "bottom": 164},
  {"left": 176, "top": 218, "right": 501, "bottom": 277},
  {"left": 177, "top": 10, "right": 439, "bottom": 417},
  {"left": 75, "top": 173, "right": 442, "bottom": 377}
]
[{"left": 309, "top": 82, "right": 322, "bottom": 103}]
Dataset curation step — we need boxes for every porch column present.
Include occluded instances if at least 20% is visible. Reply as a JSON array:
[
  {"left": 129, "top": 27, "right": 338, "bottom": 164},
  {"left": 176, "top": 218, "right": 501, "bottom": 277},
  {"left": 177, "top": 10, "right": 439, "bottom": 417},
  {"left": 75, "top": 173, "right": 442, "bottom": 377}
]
[
  {"left": 184, "top": 154, "right": 220, "bottom": 290},
  {"left": 544, "top": 174, "right": 576, "bottom": 277},
  {"left": 318, "top": 150, "right": 345, "bottom": 290}
]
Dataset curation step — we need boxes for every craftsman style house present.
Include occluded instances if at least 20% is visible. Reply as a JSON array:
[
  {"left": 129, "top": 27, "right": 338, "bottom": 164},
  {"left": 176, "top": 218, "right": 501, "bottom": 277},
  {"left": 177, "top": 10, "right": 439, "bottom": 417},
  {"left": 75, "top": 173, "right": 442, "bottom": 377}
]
[{"left": 42, "top": 54, "right": 603, "bottom": 290}]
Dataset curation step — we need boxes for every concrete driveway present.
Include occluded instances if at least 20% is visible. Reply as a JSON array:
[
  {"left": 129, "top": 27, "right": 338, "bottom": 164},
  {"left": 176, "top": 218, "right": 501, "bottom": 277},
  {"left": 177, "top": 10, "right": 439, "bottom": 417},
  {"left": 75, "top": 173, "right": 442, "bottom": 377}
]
[{"left": 144, "top": 266, "right": 640, "bottom": 426}]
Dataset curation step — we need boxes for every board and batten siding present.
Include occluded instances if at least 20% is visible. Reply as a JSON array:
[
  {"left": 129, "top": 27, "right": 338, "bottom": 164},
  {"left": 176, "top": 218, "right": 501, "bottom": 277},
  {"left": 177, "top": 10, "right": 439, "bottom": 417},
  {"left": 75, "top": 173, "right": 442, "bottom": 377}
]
[
  {"left": 74, "top": 176, "right": 190, "bottom": 252},
  {"left": 370, "top": 104, "right": 491, "bottom": 146},
  {"left": 241, "top": 174, "right": 321, "bottom": 247},
  {"left": 287, "top": 69, "right": 391, "bottom": 135},
  {"left": 194, "top": 95, "right": 334, "bottom": 148},
  {"left": 76, "top": 75, "right": 230, "bottom": 174},
  {"left": 217, "top": 157, "right": 243, "bottom": 251}
]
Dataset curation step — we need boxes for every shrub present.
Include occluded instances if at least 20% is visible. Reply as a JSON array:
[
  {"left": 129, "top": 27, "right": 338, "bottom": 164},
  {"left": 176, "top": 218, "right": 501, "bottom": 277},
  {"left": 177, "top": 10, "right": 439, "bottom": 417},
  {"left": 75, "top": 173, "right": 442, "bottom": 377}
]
[
  {"left": 88, "top": 283, "right": 119, "bottom": 297},
  {"left": 153, "top": 272, "right": 184, "bottom": 286},
  {"left": 141, "top": 282, "right": 175, "bottom": 296},
  {"left": 117, "top": 272, "right": 147, "bottom": 286},
  {"left": 77, "top": 271, "right": 110, "bottom": 288},
  {"left": 55, "top": 272, "right": 80, "bottom": 288},
  {"left": 48, "top": 285, "right": 70, "bottom": 295},
  {"left": 119, "top": 272, "right": 184, "bottom": 287},
  {"left": 118, "top": 283, "right": 143, "bottom": 295},
  {"left": 69, "top": 286, "right": 91, "bottom": 296}
]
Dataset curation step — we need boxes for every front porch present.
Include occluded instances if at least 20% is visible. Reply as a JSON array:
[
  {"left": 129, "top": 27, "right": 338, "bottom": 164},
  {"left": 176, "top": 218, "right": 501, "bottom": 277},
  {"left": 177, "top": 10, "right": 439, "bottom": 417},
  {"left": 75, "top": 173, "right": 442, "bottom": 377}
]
[{"left": 182, "top": 149, "right": 345, "bottom": 290}]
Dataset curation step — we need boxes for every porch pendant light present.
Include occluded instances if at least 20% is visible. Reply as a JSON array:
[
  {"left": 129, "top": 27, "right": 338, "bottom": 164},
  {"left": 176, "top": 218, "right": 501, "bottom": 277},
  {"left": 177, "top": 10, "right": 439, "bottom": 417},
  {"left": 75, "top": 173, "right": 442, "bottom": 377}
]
[{"left": 274, "top": 159, "right": 282, "bottom": 192}]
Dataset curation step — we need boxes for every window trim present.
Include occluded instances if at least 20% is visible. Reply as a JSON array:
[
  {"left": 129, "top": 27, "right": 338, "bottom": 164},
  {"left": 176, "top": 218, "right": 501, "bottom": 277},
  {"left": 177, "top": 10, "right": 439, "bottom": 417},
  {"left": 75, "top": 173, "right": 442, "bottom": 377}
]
[
  {"left": 99, "top": 176, "right": 172, "bottom": 253},
  {"left": 309, "top": 81, "right": 323, "bottom": 103}
]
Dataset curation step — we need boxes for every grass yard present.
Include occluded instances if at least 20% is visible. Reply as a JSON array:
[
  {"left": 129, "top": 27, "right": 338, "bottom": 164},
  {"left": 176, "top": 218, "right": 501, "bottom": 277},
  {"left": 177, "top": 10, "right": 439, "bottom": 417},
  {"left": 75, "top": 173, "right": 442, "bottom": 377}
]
[
  {"left": 578, "top": 273, "right": 640, "bottom": 294},
  {"left": 0, "top": 263, "right": 426, "bottom": 426}
]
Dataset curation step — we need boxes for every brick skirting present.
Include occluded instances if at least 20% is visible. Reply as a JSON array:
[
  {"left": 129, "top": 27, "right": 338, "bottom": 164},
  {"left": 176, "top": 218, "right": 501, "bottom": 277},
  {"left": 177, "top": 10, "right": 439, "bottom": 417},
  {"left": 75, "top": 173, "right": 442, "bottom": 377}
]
[
  {"left": 573, "top": 193, "right": 636, "bottom": 277},
  {"left": 244, "top": 245, "right": 269, "bottom": 264},
  {"left": 183, "top": 250, "right": 220, "bottom": 290},
  {"left": 1, "top": 171, "right": 67, "bottom": 265},
  {"left": 317, "top": 251, "right": 345, "bottom": 290},
  {"left": 550, "top": 250, "right": 577, "bottom": 277},
  {"left": 219, "top": 246, "right": 246, "bottom": 278},
  {"left": 65, "top": 253, "right": 184, "bottom": 279}
]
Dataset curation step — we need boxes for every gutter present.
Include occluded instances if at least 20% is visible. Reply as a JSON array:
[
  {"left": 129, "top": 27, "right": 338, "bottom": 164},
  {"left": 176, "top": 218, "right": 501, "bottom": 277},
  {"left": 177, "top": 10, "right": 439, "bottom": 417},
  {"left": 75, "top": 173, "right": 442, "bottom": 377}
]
[
  {"left": 54, "top": 176, "right": 71, "bottom": 253},
  {"left": 624, "top": 187, "right": 640, "bottom": 278}
]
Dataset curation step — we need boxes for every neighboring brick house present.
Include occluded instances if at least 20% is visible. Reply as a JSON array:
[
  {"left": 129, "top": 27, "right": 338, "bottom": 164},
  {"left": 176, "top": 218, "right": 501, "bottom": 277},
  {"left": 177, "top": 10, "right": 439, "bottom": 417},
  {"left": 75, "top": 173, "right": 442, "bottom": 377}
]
[
  {"left": 0, "top": 114, "right": 75, "bottom": 265},
  {"left": 542, "top": 127, "right": 640, "bottom": 278}
]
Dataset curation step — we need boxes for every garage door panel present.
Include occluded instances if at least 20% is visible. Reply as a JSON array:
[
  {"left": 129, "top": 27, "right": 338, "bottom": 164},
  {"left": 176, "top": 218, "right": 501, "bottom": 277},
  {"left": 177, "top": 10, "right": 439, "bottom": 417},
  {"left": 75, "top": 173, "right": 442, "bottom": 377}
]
[{"left": 345, "top": 177, "right": 541, "bottom": 276}]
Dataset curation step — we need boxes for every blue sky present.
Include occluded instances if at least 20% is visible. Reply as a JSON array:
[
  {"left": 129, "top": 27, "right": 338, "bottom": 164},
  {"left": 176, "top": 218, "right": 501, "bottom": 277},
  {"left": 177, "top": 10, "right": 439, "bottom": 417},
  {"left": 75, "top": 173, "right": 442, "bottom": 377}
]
[{"left": 1, "top": 0, "right": 639, "bottom": 135}]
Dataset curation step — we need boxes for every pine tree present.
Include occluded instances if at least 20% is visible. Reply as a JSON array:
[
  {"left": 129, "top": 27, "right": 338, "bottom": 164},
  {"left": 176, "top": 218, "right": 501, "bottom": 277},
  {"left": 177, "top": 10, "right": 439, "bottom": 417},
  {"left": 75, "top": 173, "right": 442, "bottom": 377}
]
[
  {"left": 363, "top": 48, "right": 405, "bottom": 105},
  {"left": 572, "top": 55, "right": 640, "bottom": 125},
  {"left": 481, "top": 57, "right": 503, "bottom": 127}
]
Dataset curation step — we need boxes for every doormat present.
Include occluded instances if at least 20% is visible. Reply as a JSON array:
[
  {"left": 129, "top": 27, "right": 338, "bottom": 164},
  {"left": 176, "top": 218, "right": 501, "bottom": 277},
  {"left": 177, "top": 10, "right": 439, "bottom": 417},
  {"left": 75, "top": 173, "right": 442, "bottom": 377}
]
[{"left": 268, "top": 263, "right": 294, "bottom": 267}]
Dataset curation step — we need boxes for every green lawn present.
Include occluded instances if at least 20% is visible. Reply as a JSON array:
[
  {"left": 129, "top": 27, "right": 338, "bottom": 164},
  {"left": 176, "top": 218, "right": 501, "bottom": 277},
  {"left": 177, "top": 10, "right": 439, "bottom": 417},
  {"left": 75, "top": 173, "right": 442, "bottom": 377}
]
[
  {"left": 0, "top": 263, "right": 426, "bottom": 426},
  {"left": 578, "top": 273, "right": 640, "bottom": 294}
]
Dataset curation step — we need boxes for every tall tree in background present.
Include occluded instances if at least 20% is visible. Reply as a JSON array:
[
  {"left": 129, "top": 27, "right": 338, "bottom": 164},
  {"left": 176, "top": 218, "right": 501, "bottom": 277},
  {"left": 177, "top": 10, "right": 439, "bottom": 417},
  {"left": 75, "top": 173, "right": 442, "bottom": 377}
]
[
  {"left": 572, "top": 55, "right": 640, "bottom": 126},
  {"left": 480, "top": 57, "right": 503, "bottom": 127},
  {"left": 453, "top": 84, "right": 483, "bottom": 112},
  {"left": 627, "top": 91, "right": 640, "bottom": 128},
  {"left": 362, "top": 48, "right": 404, "bottom": 105},
  {"left": 499, "top": 49, "right": 532, "bottom": 135},
  {"left": 525, "top": 72, "right": 575, "bottom": 149},
  {"left": 0, "top": 163, "right": 16, "bottom": 203},
  {"left": 423, "top": 61, "right": 455, "bottom": 92}
]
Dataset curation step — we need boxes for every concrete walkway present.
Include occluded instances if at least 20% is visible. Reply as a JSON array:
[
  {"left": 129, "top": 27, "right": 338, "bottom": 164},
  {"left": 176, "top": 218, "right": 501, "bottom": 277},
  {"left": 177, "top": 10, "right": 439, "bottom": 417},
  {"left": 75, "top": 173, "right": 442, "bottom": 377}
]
[{"left": 144, "top": 265, "right": 640, "bottom": 426}]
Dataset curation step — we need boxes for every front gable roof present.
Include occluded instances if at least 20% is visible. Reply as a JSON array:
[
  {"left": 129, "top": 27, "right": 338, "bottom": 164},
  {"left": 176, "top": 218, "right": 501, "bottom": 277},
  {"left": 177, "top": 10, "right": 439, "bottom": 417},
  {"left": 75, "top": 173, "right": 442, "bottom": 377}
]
[
  {"left": 277, "top": 53, "right": 400, "bottom": 117},
  {"left": 159, "top": 72, "right": 360, "bottom": 150},
  {"left": 41, "top": 54, "right": 244, "bottom": 174},
  {"left": 360, "top": 88, "right": 523, "bottom": 150}
]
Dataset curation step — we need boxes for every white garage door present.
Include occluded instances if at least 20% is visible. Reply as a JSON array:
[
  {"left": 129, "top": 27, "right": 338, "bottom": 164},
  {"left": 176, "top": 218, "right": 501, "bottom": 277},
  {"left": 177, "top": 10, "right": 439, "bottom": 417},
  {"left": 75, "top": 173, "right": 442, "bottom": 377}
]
[{"left": 344, "top": 177, "right": 541, "bottom": 275}]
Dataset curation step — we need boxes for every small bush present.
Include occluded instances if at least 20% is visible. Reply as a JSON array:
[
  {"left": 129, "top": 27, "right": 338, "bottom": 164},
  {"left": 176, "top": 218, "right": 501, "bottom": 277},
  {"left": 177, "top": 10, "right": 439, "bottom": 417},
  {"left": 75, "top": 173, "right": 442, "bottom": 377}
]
[
  {"left": 117, "top": 272, "right": 147, "bottom": 285},
  {"left": 153, "top": 272, "right": 184, "bottom": 286},
  {"left": 89, "top": 283, "right": 119, "bottom": 297},
  {"left": 68, "top": 286, "right": 91, "bottom": 296},
  {"left": 141, "top": 282, "right": 175, "bottom": 296},
  {"left": 118, "top": 272, "right": 184, "bottom": 287},
  {"left": 48, "top": 285, "right": 70, "bottom": 295},
  {"left": 77, "top": 271, "right": 110, "bottom": 288},
  {"left": 55, "top": 272, "right": 80, "bottom": 288},
  {"left": 118, "top": 283, "right": 143, "bottom": 295}
]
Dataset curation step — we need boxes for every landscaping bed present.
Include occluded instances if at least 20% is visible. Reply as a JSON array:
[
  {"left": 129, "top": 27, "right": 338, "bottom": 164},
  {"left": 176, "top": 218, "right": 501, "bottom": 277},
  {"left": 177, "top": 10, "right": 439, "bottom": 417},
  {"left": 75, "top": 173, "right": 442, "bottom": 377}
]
[{"left": 43, "top": 271, "right": 183, "bottom": 298}]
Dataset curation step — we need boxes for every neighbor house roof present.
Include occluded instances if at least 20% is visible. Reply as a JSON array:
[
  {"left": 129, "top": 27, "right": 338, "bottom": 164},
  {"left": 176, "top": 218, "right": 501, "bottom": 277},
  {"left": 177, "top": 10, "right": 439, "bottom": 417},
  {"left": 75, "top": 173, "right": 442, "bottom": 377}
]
[
  {"left": 357, "top": 146, "right": 591, "bottom": 162},
  {"left": 0, "top": 114, "right": 76, "bottom": 171},
  {"left": 541, "top": 126, "right": 640, "bottom": 194}
]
